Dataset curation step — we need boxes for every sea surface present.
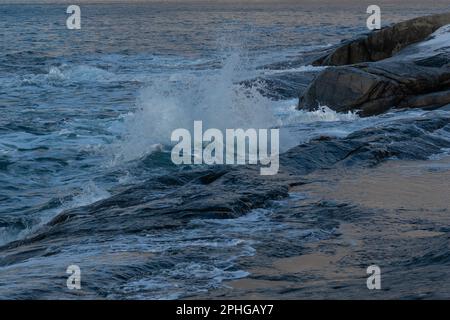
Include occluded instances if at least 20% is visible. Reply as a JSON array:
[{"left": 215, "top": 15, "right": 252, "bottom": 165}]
[{"left": 1, "top": 1, "right": 450, "bottom": 299}]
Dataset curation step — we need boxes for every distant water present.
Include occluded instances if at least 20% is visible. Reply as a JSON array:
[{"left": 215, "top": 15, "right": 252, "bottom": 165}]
[{"left": 1, "top": 1, "right": 450, "bottom": 299}]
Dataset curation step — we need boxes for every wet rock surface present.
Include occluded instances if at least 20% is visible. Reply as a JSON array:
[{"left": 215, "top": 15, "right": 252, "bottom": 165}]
[
  {"left": 299, "top": 14, "right": 450, "bottom": 116},
  {"left": 312, "top": 13, "right": 450, "bottom": 66},
  {"left": 1, "top": 112, "right": 450, "bottom": 298}
]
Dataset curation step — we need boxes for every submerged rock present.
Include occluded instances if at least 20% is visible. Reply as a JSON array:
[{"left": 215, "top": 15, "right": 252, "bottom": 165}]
[{"left": 299, "top": 14, "right": 450, "bottom": 116}]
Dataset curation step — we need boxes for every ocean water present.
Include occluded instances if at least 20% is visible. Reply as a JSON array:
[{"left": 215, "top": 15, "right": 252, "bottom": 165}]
[{"left": 1, "top": 1, "right": 450, "bottom": 299}]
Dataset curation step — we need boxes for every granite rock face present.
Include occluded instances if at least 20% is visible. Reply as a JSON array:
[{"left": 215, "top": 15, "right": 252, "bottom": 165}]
[
  {"left": 312, "top": 13, "right": 450, "bottom": 66},
  {"left": 299, "top": 14, "right": 450, "bottom": 116}
]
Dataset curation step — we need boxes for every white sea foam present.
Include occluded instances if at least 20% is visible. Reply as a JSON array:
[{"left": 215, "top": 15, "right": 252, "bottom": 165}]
[
  {"left": 263, "top": 65, "right": 328, "bottom": 75},
  {"left": 0, "top": 181, "right": 111, "bottom": 247},
  {"left": 396, "top": 24, "right": 450, "bottom": 61},
  {"left": 20, "top": 64, "right": 117, "bottom": 86},
  {"left": 111, "top": 52, "right": 279, "bottom": 163},
  {"left": 48, "top": 65, "right": 116, "bottom": 83},
  {"left": 418, "top": 24, "right": 450, "bottom": 50},
  {"left": 109, "top": 53, "right": 361, "bottom": 164},
  {"left": 105, "top": 203, "right": 329, "bottom": 299},
  {"left": 278, "top": 103, "right": 359, "bottom": 124}
]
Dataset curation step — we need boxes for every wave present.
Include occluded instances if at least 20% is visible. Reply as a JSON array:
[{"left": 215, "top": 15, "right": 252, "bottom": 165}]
[
  {"left": 279, "top": 103, "right": 359, "bottom": 124},
  {"left": 2, "top": 110, "right": 450, "bottom": 299},
  {"left": 20, "top": 65, "right": 118, "bottom": 87},
  {"left": 110, "top": 52, "right": 279, "bottom": 163},
  {"left": 262, "top": 65, "right": 328, "bottom": 75},
  {"left": 0, "top": 181, "right": 110, "bottom": 247}
]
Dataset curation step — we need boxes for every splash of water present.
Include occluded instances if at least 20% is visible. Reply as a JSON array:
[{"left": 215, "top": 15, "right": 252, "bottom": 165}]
[
  {"left": 280, "top": 104, "right": 359, "bottom": 124},
  {"left": 111, "top": 52, "right": 279, "bottom": 163}
]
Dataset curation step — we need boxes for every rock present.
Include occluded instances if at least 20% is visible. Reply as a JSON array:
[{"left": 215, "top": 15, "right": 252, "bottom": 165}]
[
  {"left": 439, "top": 104, "right": 450, "bottom": 111},
  {"left": 313, "top": 13, "right": 450, "bottom": 66},
  {"left": 399, "top": 90, "right": 450, "bottom": 110},
  {"left": 298, "top": 19, "right": 450, "bottom": 116},
  {"left": 2, "top": 113, "right": 450, "bottom": 255},
  {"left": 1, "top": 112, "right": 450, "bottom": 298}
]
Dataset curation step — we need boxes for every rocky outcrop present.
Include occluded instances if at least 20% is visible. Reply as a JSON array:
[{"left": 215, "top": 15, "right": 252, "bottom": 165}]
[
  {"left": 400, "top": 90, "right": 450, "bottom": 110},
  {"left": 1, "top": 112, "right": 450, "bottom": 298},
  {"left": 299, "top": 59, "right": 450, "bottom": 116},
  {"left": 313, "top": 13, "right": 450, "bottom": 66},
  {"left": 298, "top": 15, "right": 450, "bottom": 116}
]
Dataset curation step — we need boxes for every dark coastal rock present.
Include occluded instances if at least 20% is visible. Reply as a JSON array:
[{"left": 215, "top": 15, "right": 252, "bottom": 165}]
[
  {"left": 399, "top": 90, "right": 450, "bottom": 110},
  {"left": 313, "top": 13, "right": 450, "bottom": 66},
  {"left": 2, "top": 113, "right": 450, "bottom": 269},
  {"left": 299, "top": 60, "right": 450, "bottom": 116},
  {"left": 298, "top": 16, "right": 450, "bottom": 116},
  {"left": 1, "top": 112, "right": 450, "bottom": 298}
]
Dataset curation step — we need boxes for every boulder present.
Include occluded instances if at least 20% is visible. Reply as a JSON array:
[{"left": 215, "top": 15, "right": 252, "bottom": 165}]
[
  {"left": 399, "top": 90, "right": 450, "bottom": 110},
  {"left": 313, "top": 13, "right": 450, "bottom": 66},
  {"left": 298, "top": 18, "right": 450, "bottom": 116}
]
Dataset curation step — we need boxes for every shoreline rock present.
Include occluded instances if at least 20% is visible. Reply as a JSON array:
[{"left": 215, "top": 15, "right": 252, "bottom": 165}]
[
  {"left": 1, "top": 112, "right": 450, "bottom": 298},
  {"left": 298, "top": 13, "right": 450, "bottom": 116},
  {"left": 312, "top": 13, "right": 450, "bottom": 66}
]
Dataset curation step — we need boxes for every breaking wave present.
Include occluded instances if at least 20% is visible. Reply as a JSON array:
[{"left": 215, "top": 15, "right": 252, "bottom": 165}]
[{"left": 110, "top": 53, "right": 279, "bottom": 163}]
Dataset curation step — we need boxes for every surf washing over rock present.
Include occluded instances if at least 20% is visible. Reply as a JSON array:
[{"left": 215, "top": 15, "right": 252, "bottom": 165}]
[
  {"left": 299, "top": 13, "right": 450, "bottom": 116},
  {"left": 2, "top": 2, "right": 450, "bottom": 300},
  {"left": 170, "top": 121, "right": 280, "bottom": 175},
  {"left": 110, "top": 52, "right": 279, "bottom": 164}
]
